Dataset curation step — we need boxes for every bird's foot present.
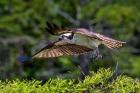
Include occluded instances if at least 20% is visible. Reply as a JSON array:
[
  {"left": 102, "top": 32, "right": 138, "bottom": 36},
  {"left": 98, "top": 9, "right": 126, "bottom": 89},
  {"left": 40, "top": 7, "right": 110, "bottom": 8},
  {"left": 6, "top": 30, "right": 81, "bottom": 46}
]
[{"left": 95, "top": 53, "right": 102, "bottom": 60}]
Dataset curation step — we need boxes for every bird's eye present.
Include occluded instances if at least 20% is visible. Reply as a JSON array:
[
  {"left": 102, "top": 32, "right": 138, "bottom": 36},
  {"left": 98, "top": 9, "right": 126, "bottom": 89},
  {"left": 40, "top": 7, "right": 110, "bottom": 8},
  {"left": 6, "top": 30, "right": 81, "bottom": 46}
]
[
  {"left": 69, "top": 35, "right": 73, "bottom": 40},
  {"left": 58, "top": 35, "right": 67, "bottom": 40},
  {"left": 68, "top": 34, "right": 74, "bottom": 40}
]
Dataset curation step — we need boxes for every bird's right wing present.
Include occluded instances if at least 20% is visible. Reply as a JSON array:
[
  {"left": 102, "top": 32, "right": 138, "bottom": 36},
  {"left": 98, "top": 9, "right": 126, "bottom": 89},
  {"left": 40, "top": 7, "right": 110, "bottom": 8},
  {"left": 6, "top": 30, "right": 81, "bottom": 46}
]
[
  {"left": 32, "top": 40, "right": 93, "bottom": 59},
  {"left": 45, "top": 22, "right": 126, "bottom": 49},
  {"left": 45, "top": 22, "right": 73, "bottom": 35}
]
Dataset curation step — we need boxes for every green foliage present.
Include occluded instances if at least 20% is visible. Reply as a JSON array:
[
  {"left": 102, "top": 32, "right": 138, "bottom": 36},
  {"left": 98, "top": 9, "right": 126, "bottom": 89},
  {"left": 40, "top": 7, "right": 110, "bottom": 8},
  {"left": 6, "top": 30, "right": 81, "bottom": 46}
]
[
  {"left": 109, "top": 76, "right": 136, "bottom": 93},
  {"left": 0, "top": 0, "right": 140, "bottom": 85},
  {"left": 0, "top": 68, "right": 140, "bottom": 93},
  {"left": 129, "top": 56, "right": 140, "bottom": 77},
  {"left": 96, "top": 4, "right": 140, "bottom": 40},
  {"left": 0, "top": 0, "right": 48, "bottom": 37},
  {"left": 96, "top": 4, "right": 139, "bottom": 26}
]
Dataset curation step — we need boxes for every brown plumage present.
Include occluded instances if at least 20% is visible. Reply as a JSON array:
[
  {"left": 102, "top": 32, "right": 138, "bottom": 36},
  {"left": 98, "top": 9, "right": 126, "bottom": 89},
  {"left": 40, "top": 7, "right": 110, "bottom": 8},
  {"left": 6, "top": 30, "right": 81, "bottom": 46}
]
[
  {"left": 32, "top": 40, "right": 93, "bottom": 58},
  {"left": 46, "top": 22, "right": 126, "bottom": 49},
  {"left": 90, "top": 32, "right": 126, "bottom": 49},
  {"left": 33, "top": 22, "right": 126, "bottom": 59}
]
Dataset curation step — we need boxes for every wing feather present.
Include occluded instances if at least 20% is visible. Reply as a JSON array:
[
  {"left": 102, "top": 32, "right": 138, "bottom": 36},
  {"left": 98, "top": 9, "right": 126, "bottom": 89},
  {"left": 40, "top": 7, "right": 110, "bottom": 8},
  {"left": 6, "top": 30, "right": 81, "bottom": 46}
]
[
  {"left": 46, "top": 22, "right": 72, "bottom": 35},
  {"left": 91, "top": 33, "right": 126, "bottom": 49},
  {"left": 32, "top": 40, "right": 93, "bottom": 58},
  {"left": 73, "top": 28, "right": 126, "bottom": 49},
  {"left": 45, "top": 22, "right": 126, "bottom": 49}
]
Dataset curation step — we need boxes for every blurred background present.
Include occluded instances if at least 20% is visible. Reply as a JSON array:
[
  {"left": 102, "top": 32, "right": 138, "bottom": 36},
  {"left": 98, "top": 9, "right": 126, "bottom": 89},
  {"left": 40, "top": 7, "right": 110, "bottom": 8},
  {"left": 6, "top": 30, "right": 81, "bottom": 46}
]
[{"left": 0, "top": 0, "right": 140, "bottom": 80}]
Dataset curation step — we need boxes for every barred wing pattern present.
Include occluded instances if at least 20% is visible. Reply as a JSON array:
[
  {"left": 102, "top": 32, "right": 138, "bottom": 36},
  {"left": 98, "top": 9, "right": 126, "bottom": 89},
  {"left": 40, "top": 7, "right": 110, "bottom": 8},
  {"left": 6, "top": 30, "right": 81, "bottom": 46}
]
[
  {"left": 32, "top": 41, "right": 93, "bottom": 58},
  {"left": 92, "top": 33, "right": 126, "bottom": 49},
  {"left": 45, "top": 22, "right": 126, "bottom": 49},
  {"left": 71, "top": 28, "right": 126, "bottom": 49}
]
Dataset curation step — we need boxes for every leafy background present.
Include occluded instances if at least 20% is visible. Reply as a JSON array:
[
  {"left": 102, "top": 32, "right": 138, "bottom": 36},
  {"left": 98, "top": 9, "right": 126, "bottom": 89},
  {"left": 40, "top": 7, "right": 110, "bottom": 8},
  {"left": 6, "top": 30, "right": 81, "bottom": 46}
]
[{"left": 0, "top": 0, "right": 140, "bottom": 92}]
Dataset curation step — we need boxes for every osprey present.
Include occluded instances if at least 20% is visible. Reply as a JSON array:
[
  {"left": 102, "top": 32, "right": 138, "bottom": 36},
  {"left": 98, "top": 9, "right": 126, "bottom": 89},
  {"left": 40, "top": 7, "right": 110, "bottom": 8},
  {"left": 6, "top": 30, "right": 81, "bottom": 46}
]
[{"left": 32, "top": 22, "right": 126, "bottom": 58}]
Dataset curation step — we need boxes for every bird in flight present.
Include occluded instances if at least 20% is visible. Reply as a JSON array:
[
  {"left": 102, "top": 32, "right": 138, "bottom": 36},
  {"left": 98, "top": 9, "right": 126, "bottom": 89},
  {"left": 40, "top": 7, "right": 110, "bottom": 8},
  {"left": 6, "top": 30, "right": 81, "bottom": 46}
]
[{"left": 32, "top": 22, "right": 126, "bottom": 59}]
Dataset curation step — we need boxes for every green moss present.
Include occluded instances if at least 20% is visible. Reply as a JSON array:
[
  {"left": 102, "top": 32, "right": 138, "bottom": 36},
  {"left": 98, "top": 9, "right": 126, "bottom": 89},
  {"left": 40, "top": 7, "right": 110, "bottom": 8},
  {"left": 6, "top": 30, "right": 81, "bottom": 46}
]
[{"left": 0, "top": 68, "right": 139, "bottom": 93}]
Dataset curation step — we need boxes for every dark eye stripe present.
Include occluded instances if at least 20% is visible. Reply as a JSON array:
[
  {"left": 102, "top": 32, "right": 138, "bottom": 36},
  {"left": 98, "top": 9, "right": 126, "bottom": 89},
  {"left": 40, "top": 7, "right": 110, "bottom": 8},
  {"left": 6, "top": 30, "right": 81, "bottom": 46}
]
[{"left": 68, "top": 35, "right": 73, "bottom": 40}]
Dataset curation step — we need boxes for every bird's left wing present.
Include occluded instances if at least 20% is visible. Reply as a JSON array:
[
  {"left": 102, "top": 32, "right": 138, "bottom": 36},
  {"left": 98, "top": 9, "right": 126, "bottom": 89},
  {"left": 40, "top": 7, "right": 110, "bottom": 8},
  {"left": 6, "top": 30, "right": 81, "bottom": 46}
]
[
  {"left": 75, "top": 28, "right": 126, "bottom": 49},
  {"left": 90, "top": 32, "right": 126, "bottom": 49},
  {"left": 32, "top": 40, "right": 93, "bottom": 59}
]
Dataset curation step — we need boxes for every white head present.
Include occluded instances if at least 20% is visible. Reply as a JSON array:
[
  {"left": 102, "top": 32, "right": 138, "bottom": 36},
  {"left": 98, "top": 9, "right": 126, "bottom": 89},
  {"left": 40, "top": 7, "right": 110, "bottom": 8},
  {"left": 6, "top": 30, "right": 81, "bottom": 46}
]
[{"left": 59, "top": 33, "right": 74, "bottom": 40}]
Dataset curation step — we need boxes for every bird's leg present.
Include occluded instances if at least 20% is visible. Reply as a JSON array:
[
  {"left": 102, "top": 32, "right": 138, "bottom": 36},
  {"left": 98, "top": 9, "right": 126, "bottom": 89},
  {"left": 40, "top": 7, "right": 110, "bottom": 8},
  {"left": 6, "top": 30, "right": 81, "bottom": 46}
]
[
  {"left": 94, "top": 47, "right": 102, "bottom": 59},
  {"left": 84, "top": 47, "right": 102, "bottom": 59},
  {"left": 86, "top": 51, "right": 96, "bottom": 59}
]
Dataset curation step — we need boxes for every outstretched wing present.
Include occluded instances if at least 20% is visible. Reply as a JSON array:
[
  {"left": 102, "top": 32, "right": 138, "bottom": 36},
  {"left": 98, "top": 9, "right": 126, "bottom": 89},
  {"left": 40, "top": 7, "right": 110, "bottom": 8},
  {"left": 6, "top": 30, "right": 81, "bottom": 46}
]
[
  {"left": 46, "top": 22, "right": 73, "bottom": 35},
  {"left": 91, "top": 32, "right": 126, "bottom": 49},
  {"left": 45, "top": 22, "right": 126, "bottom": 49},
  {"left": 32, "top": 40, "right": 93, "bottom": 58},
  {"left": 75, "top": 28, "right": 126, "bottom": 49}
]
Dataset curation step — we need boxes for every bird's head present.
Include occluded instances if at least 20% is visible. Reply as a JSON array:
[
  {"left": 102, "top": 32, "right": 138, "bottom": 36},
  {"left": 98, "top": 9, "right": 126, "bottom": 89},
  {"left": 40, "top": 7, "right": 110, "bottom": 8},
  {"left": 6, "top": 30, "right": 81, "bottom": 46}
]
[{"left": 59, "top": 33, "right": 74, "bottom": 40}]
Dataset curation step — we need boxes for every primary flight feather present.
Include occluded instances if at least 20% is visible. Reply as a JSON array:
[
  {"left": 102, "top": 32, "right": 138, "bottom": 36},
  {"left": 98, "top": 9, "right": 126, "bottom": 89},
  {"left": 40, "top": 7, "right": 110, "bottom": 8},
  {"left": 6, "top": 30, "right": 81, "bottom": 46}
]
[{"left": 32, "top": 40, "right": 93, "bottom": 58}]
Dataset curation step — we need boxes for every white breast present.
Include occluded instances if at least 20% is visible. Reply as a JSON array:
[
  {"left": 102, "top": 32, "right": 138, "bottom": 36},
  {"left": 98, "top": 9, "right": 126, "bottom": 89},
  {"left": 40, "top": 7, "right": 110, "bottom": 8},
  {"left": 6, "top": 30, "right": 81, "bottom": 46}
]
[{"left": 62, "top": 33, "right": 72, "bottom": 37}]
